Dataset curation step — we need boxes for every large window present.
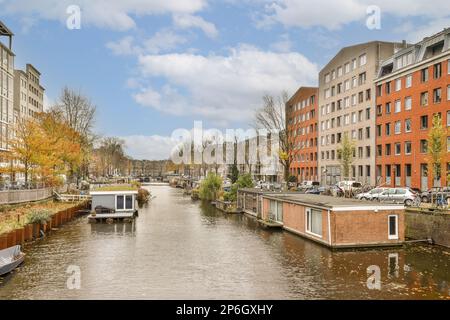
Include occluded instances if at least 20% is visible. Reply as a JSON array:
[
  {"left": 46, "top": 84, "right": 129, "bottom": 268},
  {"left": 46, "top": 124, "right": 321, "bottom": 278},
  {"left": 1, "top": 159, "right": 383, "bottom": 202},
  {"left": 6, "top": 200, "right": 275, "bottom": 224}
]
[
  {"left": 388, "top": 215, "right": 399, "bottom": 240},
  {"left": 116, "top": 195, "right": 134, "bottom": 210},
  {"left": 433, "top": 88, "right": 442, "bottom": 103},
  {"left": 269, "top": 200, "right": 283, "bottom": 223},
  {"left": 306, "top": 208, "right": 322, "bottom": 237}
]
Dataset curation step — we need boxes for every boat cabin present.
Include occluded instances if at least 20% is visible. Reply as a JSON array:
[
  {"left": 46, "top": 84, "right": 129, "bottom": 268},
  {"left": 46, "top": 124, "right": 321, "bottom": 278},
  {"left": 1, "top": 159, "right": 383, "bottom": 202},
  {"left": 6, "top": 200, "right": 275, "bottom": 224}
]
[{"left": 90, "top": 191, "right": 138, "bottom": 218}]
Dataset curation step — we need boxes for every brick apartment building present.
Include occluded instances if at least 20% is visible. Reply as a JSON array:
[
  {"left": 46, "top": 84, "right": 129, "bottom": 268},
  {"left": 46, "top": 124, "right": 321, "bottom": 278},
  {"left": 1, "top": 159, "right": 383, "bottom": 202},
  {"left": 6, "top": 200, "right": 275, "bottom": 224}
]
[
  {"left": 318, "top": 41, "right": 407, "bottom": 186},
  {"left": 375, "top": 29, "right": 450, "bottom": 190},
  {"left": 286, "top": 87, "right": 318, "bottom": 182}
]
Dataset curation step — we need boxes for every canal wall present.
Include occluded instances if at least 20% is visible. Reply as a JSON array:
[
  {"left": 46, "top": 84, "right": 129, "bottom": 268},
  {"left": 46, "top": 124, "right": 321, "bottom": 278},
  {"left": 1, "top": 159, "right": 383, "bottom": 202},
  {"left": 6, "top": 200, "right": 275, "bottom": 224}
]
[
  {"left": 406, "top": 210, "right": 450, "bottom": 248},
  {"left": 0, "top": 203, "right": 88, "bottom": 250}
]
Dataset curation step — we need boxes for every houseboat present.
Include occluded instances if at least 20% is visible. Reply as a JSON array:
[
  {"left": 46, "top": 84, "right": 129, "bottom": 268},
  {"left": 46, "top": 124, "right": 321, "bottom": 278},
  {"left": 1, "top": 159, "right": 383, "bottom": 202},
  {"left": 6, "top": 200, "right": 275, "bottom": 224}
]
[
  {"left": 261, "top": 193, "right": 405, "bottom": 249},
  {"left": 88, "top": 190, "right": 139, "bottom": 223}
]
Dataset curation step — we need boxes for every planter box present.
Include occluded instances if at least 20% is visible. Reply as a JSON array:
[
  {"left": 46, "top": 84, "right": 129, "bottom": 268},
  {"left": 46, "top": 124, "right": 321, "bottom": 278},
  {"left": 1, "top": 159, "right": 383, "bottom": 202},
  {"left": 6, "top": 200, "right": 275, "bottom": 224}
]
[
  {"left": 6, "top": 231, "right": 17, "bottom": 247},
  {"left": 24, "top": 224, "right": 33, "bottom": 242},
  {"left": 15, "top": 228, "right": 25, "bottom": 245},
  {"left": 0, "top": 234, "right": 7, "bottom": 250}
]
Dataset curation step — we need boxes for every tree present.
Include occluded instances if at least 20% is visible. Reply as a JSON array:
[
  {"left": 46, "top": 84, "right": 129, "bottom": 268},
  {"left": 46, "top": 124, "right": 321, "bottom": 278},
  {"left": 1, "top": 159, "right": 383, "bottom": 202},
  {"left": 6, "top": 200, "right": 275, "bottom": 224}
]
[
  {"left": 227, "top": 173, "right": 254, "bottom": 202},
  {"left": 255, "top": 92, "right": 292, "bottom": 183},
  {"left": 199, "top": 173, "right": 222, "bottom": 201},
  {"left": 427, "top": 114, "right": 446, "bottom": 187},
  {"left": 337, "top": 134, "right": 355, "bottom": 180},
  {"left": 50, "top": 87, "right": 96, "bottom": 182}
]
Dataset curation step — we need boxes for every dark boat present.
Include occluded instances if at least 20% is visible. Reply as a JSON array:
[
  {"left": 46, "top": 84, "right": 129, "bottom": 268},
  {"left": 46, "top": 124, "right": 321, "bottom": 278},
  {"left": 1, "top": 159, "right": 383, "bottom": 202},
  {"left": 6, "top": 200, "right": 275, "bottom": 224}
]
[{"left": 0, "top": 245, "right": 25, "bottom": 277}]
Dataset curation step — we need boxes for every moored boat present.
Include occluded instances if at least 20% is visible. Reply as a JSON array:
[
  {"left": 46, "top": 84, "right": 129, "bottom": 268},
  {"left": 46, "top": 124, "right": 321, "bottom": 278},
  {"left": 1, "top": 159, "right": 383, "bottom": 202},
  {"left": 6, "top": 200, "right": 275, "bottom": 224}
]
[{"left": 0, "top": 245, "right": 25, "bottom": 277}]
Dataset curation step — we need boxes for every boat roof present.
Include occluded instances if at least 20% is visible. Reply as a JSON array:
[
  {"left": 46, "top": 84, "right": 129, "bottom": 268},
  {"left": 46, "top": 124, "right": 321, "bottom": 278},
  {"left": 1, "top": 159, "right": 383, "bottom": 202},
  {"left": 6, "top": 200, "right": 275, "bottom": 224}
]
[
  {"left": 90, "top": 191, "right": 138, "bottom": 196},
  {"left": 263, "top": 194, "right": 404, "bottom": 211}
]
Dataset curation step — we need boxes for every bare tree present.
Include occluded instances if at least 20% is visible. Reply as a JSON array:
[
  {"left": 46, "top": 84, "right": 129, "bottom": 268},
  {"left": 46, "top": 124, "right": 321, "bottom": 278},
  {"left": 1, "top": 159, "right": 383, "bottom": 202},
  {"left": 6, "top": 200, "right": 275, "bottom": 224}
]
[
  {"left": 50, "top": 87, "right": 97, "bottom": 182},
  {"left": 254, "top": 92, "right": 292, "bottom": 183}
]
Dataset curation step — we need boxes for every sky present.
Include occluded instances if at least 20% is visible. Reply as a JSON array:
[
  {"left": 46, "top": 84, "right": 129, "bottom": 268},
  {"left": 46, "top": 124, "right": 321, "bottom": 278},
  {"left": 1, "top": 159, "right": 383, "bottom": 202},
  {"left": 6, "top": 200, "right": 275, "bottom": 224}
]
[{"left": 0, "top": 0, "right": 449, "bottom": 160}]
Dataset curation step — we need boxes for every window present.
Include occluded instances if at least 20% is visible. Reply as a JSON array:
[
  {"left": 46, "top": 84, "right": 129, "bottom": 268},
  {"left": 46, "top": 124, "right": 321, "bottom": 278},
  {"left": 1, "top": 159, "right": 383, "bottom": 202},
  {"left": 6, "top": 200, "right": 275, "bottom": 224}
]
[
  {"left": 359, "top": 54, "right": 367, "bottom": 66},
  {"left": 448, "top": 137, "right": 450, "bottom": 152},
  {"left": 359, "top": 72, "right": 366, "bottom": 85},
  {"left": 395, "top": 121, "right": 401, "bottom": 134},
  {"left": 117, "top": 195, "right": 124, "bottom": 210},
  {"left": 421, "top": 92, "right": 429, "bottom": 106},
  {"left": 448, "top": 110, "right": 450, "bottom": 127},
  {"left": 448, "top": 85, "right": 450, "bottom": 101},
  {"left": 405, "top": 119, "right": 412, "bottom": 132},
  {"left": 386, "top": 102, "right": 391, "bottom": 114},
  {"left": 386, "top": 123, "right": 391, "bottom": 136},
  {"left": 421, "top": 68, "right": 429, "bottom": 82},
  {"left": 388, "top": 215, "right": 399, "bottom": 240},
  {"left": 116, "top": 195, "right": 134, "bottom": 210},
  {"left": 337, "top": 66, "right": 343, "bottom": 77},
  {"left": 269, "top": 200, "right": 283, "bottom": 222},
  {"left": 405, "top": 97, "right": 412, "bottom": 110},
  {"left": 385, "top": 82, "right": 391, "bottom": 94},
  {"left": 352, "top": 58, "right": 357, "bottom": 70},
  {"left": 395, "top": 143, "right": 401, "bottom": 155},
  {"left": 406, "top": 74, "right": 412, "bottom": 88},
  {"left": 376, "top": 84, "right": 382, "bottom": 97},
  {"left": 433, "top": 88, "right": 442, "bottom": 103},
  {"left": 420, "top": 115, "right": 428, "bottom": 129},
  {"left": 386, "top": 144, "right": 391, "bottom": 156},
  {"left": 395, "top": 100, "right": 401, "bottom": 113},
  {"left": 376, "top": 125, "right": 382, "bottom": 137},
  {"left": 420, "top": 140, "right": 428, "bottom": 153},
  {"left": 434, "top": 63, "right": 442, "bottom": 79},
  {"left": 325, "top": 73, "right": 330, "bottom": 83},
  {"left": 405, "top": 141, "right": 412, "bottom": 155},
  {"left": 395, "top": 79, "right": 402, "bottom": 91},
  {"left": 377, "top": 145, "right": 382, "bottom": 156},
  {"left": 306, "top": 208, "right": 322, "bottom": 237},
  {"left": 345, "top": 62, "right": 350, "bottom": 74}
]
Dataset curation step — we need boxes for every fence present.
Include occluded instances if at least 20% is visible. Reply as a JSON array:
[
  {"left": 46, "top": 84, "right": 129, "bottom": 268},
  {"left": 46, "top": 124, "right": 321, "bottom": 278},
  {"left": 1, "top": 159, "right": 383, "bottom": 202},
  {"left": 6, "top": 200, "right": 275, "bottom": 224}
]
[{"left": 0, "top": 188, "right": 53, "bottom": 205}]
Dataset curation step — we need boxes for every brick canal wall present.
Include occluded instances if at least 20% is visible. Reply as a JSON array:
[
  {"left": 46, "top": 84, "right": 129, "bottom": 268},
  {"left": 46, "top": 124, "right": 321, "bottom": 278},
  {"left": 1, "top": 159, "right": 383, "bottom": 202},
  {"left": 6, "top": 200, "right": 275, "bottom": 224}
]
[{"left": 406, "top": 210, "right": 450, "bottom": 248}]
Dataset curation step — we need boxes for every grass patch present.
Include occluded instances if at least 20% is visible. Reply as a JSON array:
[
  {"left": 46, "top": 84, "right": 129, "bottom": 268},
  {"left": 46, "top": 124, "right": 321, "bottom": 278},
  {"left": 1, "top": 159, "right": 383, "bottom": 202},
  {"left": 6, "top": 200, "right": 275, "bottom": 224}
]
[{"left": 93, "top": 185, "right": 138, "bottom": 192}]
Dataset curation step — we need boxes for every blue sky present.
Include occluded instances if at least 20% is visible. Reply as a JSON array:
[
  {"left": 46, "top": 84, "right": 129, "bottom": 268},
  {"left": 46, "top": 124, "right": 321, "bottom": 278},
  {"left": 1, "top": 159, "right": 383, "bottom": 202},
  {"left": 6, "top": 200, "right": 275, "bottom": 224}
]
[{"left": 1, "top": 0, "right": 449, "bottom": 159}]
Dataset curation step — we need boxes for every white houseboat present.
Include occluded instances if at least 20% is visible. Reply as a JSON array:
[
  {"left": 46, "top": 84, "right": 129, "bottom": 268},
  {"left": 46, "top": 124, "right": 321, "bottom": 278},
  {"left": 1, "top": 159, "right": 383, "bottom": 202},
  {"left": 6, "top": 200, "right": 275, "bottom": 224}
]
[{"left": 88, "top": 190, "right": 139, "bottom": 223}]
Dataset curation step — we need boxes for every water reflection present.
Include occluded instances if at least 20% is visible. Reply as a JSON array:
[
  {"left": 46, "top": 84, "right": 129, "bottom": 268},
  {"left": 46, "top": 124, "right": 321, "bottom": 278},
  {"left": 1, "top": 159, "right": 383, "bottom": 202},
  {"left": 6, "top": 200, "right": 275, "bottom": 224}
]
[{"left": 0, "top": 186, "right": 449, "bottom": 300}]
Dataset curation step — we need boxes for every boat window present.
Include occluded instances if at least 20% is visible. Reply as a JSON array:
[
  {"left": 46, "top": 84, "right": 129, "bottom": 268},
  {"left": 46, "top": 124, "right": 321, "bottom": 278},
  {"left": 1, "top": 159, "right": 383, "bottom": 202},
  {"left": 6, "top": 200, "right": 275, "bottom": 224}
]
[
  {"left": 125, "top": 195, "right": 133, "bottom": 210},
  {"left": 117, "top": 196, "right": 125, "bottom": 210}
]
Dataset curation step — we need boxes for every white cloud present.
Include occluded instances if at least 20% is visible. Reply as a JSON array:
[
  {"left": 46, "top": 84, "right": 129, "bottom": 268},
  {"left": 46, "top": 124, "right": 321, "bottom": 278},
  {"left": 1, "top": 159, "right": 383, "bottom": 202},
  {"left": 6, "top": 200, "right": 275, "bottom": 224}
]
[
  {"left": 1, "top": 0, "right": 208, "bottom": 31},
  {"left": 260, "top": 0, "right": 450, "bottom": 30},
  {"left": 270, "top": 34, "right": 293, "bottom": 52},
  {"left": 134, "top": 45, "right": 318, "bottom": 126},
  {"left": 106, "top": 36, "right": 141, "bottom": 55},
  {"left": 106, "top": 30, "right": 188, "bottom": 56},
  {"left": 144, "top": 29, "right": 188, "bottom": 53},
  {"left": 173, "top": 14, "right": 219, "bottom": 38},
  {"left": 121, "top": 135, "right": 177, "bottom": 160}
]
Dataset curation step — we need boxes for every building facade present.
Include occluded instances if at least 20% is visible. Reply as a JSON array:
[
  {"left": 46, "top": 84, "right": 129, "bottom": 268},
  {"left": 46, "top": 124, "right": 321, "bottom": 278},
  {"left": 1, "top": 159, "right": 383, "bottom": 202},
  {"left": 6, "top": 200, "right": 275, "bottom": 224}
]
[
  {"left": 375, "top": 29, "right": 450, "bottom": 190},
  {"left": 318, "top": 41, "right": 407, "bottom": 186},
  {"left": 14, "top": 64, "right": 45, "bottom": 122},
  {"left": 286, "top": 87, "right": 318, "bottom": 182},
  {"left": 0, "top": 22, "right": 15, "bottom": 171}
]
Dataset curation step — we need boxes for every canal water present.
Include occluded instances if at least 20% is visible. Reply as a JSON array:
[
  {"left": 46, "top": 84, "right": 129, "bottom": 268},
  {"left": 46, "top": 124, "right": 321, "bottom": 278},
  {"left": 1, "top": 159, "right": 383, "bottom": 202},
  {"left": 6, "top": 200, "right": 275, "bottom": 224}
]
[{"left": 0, "top": 185, "right": 449, "bottom": 299}]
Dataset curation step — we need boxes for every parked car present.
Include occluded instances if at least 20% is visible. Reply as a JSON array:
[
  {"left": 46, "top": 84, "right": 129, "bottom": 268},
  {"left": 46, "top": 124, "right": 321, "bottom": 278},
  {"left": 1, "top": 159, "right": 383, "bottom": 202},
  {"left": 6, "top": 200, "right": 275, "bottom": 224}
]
[
  {"left": 336, "top": 181, "right": 362, "bottom": 193},
  {"left": 356, "top": 188, "right": 389, "bottom": 201},
  {"left": 377, "top": 188, "right": 417, "bottom": 206},
  {"left": 420, "top": 187, "right": 450, "bottom": 204},
  {"left": 298, "top": 181, "right": 320, "bottom": 190},
  {"left": 305, "top": 188, "right": 321, "bottom": 195}
]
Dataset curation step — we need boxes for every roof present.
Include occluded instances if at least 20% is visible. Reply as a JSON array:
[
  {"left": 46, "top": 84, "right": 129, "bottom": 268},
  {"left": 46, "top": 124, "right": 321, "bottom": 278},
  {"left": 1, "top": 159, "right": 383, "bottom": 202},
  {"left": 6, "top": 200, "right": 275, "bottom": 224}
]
[
  {"left": 286, "top": 86, "right": 318, "bottom": 106},
  {"left": 263, "top": 194, "right": 404, "bottom": 211},
  {"left": 90, "top": 191, "right": 138, "bottom": 196},
  {"left": 239, "top": 188, "right": 303, "bottom": 195},
  {"left": 0, "top": 21, "right": 14, "bottom": 37}
]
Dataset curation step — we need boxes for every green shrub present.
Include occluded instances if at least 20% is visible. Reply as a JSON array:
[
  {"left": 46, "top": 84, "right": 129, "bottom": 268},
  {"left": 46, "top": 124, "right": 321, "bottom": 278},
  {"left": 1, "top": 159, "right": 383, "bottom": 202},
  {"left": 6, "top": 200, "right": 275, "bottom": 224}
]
[
  {"left": 137, "top": 188, "right": 151, "bottom": 205},
  {"left": 228, "top": 173, "right": 254, "bottom": 202},
  {"left": 26, "top": 209, "right": 52, "bottom": 225},
  {"left": 199, "top": 173, "right": 223, "bottom": 201}
]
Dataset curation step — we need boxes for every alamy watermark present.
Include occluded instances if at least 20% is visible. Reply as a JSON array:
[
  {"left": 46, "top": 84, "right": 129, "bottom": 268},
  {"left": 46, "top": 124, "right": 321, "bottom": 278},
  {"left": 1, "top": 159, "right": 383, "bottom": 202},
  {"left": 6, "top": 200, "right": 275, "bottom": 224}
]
[
  {"left": 170, "top": 121, "right": 281, "bottom": 167},
  {"left": 366, "top": 5, "right": 381, "bottom": 30},
  {"left": 66, "top": 5, "right": 81, "bottom": 30},
  {"left": 66, "top": 265, "right": 81, "bottom": 290}
]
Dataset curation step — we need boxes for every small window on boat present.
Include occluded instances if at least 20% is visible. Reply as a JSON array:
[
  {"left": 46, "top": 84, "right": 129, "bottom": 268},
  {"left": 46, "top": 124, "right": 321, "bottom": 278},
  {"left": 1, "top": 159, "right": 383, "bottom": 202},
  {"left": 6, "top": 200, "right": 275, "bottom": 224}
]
[
  {"left": 117, "top": 196, "right": 125, "bottom": 210},
  {"left": 125, "top": 195, "right": 133, "bottom": 210}
]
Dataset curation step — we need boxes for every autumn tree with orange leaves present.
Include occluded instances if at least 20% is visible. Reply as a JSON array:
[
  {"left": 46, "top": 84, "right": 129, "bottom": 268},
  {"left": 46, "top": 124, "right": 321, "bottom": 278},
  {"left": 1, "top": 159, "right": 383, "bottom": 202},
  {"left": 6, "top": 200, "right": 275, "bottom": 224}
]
[{"left": 4, "top": 112, "right": 83, "bottom": 186}]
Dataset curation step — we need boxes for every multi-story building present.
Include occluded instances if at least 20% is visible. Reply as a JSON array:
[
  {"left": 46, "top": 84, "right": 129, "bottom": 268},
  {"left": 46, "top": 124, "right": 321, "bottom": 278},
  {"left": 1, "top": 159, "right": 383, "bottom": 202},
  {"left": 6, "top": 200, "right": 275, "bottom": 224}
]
[
  {"left": 318, "top": 41, "right": 407, "bottom": 186},
  {"left": 375, "top": 29, "right": 450, "bottom": 190},
  {"left": 0, "top": 22, "right": 15, "bottom": 161},
  {"left": 286, "top": 87, "right": 318, "bottom": 182},
  {"left": 14, "top": 64, "right": 45, "bottom": 122}
]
